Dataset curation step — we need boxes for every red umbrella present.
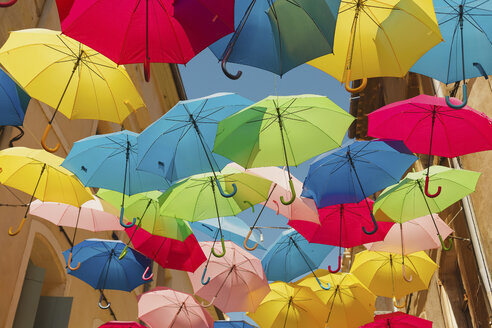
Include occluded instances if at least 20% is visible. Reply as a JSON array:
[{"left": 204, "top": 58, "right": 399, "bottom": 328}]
[
  {"left": 126, "top": 225, "right": 206, "bottom": 279},
  {"left": 289, "top": 199, "right": 393, "bottom": 273},
  {"left": 360, "top": 312, "right": 432, "bottom": 327},
  {"left": 368, "top": 94, "right": 492, "bottom": 197},
  {"left": 55, "top": 0, "right": 235, "bottom": 81},
  {"left": 99, "top": 322, "right": 146, "bottom": 328}
]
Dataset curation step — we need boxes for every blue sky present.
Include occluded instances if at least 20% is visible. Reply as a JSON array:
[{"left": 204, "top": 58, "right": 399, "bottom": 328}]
[{"left": 178, "top": 49, "right": 351, "bottom": 326}]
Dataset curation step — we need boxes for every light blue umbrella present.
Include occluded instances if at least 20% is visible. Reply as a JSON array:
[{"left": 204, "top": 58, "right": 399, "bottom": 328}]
[
  {"left": 410, "top": 0, "right": 492, "bottom": 108},
  {"left": 137, "top": 93, "right": 252, "bottom": 198},
  {"left": 261, "top": 229, "right": 338, "bottom": 289},
  {"left": 62, "top": 130, "right": 171, "bottom": 228},
  {"left": 0, "top": 67, "right": 30, "bottom": 126},
  {"left": 191, "top": 216, "right": 265, "bottom": 250},
  {"left": 214, "top": 321, "right": 257, "bottom": 328},
  {"left": 63, "top": 239, "right": 150, "bottom": 309},
  {"left": 209, "top": 0, "right": 340, "bottom": 78},
  {"left": 301, "top": 139, "right": 417, "bottom": 234}
]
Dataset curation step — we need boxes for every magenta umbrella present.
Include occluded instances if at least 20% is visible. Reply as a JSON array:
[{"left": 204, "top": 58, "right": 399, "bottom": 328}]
[
  {"left": 289, "top": 199, "right": 394, "bottom": 273},
  {"left": 56, "top": 0, "right": 235, "bottom": 81},
  {"left": 99, "top": 322, "right": 146, "bottom": 328},
  {"left": 126, "top": 225, "right": 206, "bottom": 280},
  {"left": 360, "top": 312, "right": 432, "bottom": 328},
  {"left": 368, "top": 94, "right": 492, "bottom": 197},
  {"left": 188, "top": 241, "right": 270, "bottom": 313},
  {"left": 138, "top": 287, "right": 214, "bottom": 328}
]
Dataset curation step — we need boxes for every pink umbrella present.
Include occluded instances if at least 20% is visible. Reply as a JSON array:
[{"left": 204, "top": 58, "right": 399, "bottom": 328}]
[
  {"left": 188, "top": 241, "right": 270, "bottom": 313},
  {"left": 360, "top": 312, "right": 432, "bottom": 327},
  {"left": 368, "top": 94, "right": 492, "bottom": 197},
  {"left": 138, "top": 287, "right": 213, "bottom": 328},
  {"left": 99, "top": 322, "right": 146, "bottom": 328},
  {"left": 56, "top": 0, "right": 235, "bottom": 81},
  {"left": 289, "top": 199, "right": 394, "bottom": 273},
  {"left": 126, "top": 225, "right": 206, "bottom": 280},
  {"left": 226, "top": 163, "right": 319, "bottom": 251},
  {"left": 29, "top": 197, "right": 123, "bottom": 270}
]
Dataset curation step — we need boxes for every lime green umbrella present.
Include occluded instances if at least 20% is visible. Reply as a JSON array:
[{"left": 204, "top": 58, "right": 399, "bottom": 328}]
[
  {"left": 97, "top": 189, "right": 192, "bottom": 259},
  {"left": 373, "top": 165, "right": 480, "bottom": 250},
  {"left": 213, "top": 95, "right": 354, "bottom": 205},
  {"left": 159, "top": 168, "right": 272, "bottom": 257}
]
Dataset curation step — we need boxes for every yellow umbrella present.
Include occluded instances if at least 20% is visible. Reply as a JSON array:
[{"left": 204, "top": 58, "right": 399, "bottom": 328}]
[
  {"left": 308, "top": 0, "right": 442, "bottom": 93},
  {"left": 350, "top": 250, "right": 437, "bottom": 308},
  {"left": 247, "top": 281, "right": 327, "bottom": 328},
  {"left": 0, "top": 28, "right": 145, "bottom": 152},
  {"left": 297, "top": 270, "right": 376, "bottom": 328},
  {"left": 0, "top": 147, "right": 93, "bottom": 235}
]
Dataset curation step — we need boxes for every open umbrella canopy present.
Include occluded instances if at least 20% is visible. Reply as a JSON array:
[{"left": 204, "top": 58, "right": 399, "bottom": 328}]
[
  {"left": 368, "top": 94, "right": 492, "bottom": 158},
  {"left": 247, "top": 281, "right": 327, "bottom": 328},
  {"left": 308, "top": 0, "right": 442, "bottom": 91},
  {"left": 360, "top": 312, "right": 433, "bottom": 328},
  {"left": 350, "top": 250, "right": 438, "bottom": 300},
  {"left": 137, "top": 93, "right": 252, "bottom": 183},
  {"left": 261, "top": 229, "right": 339, "bottom": 283},
  {"left": 0, "top": 67, "right": 30, "bottom": 126},
  {"left": 63, "top": 239, "right": 150, "bottom": 291},
  {"left": 98, "top": 322, "right": 146, "bottom": 328},
  {"left": 189, "top": 241, "right": 270, "bottom": 313},
  {"left": 296, "top": 271, "right": 376, "bottom": 328},
  {"left": 214, "top": 321, "right": 257, "bottom": 328},
  {"left": 138, "top": 287, "right": 214, "bottom": 328},
  {"left": 209, "top": 0, "right": 341, "bottom": 77}
]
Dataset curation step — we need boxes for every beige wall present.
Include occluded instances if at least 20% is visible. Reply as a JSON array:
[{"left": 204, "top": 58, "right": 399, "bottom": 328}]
[{"left": 0, "top": 0, "right": 188, "bottom": 327}]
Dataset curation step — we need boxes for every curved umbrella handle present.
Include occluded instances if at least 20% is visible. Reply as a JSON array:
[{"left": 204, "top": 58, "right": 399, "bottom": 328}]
[
  {"left": 272, "top": 200, "right": 280, "bottom": 215},
  {"left": 8, "top": 217, "right": 26, "bottom": 236},
  {"left": 243, "top": 200, "right": 254, "bottom": 212},
  {"left": 424, "top": 176, "right": 441, "bottom": 198},
  {"left": 328, "top": 255, "right": 341, "bottom": 273},
  {"left": 344, "top": 69, "right": 367, "bottom": 93},
  {"left": 215, "top": 178, "right": 237, "bottom": 198},
  {"left": 144, "top": 57, "right": 150, "bottom": 82},
  {"left": 243, "top": 229, "right": 259, "bottom": 251},
  {"left": 362, "top": 213, "right": 378, "bottom": 235},
  {"left": 211, "top": 236, "right": 226, "bottom": 257},
  {"left": 445, "top": 84, "right": 467, "bottom": 109},
  {"left": 119, "top": 207, "right": 136, "bottom": 228},
  {"left": 201, "top": 267, "right": 211, "bottom": 285},
  {"left": 402, "top": 263, "right": 413, "bottom": 282},
  {"left": 118, "top": 245, "right": 129, "bottom": 260},
  {"left": 41, "top": 123, "right": 60, "bottom": 153},
  {"left": 67, "top": 252, "right": 81, "bottom": 271},
  {"left": 98, "top": 293, "right": 111, "bottom": 309},
  {"left": 314, "top": 275, "right": 331, "bottom": 290},
  {"left": 0, "top": 0, "right": 16, "bottom": 7},
  {"left": 280, "top": 179, "right": 296, "bottom": 205},
  {"left": 393, "top": 297, "right": 406, "bottom": 309},
  {"left": 221, "top": 47, "right": 242, "bottom": 80},
  {"left": 439, "top": 234, "right": 453, "bottom": 251},
  {"left": 142, "top": 266, "right": 154, "bottom": 281},
  {"left": 200, "top": 296, "right": 217, "bottom": 308}
]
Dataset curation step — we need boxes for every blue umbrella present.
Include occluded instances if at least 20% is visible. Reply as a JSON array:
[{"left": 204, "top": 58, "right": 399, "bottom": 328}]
[
  {"left": 137, "top": 93, "right": 252, "bottom": 197},
  {"left": 191, "top": 216, "right": 265, "bottom": 250},
  {"left": 209, "top": 0, "right": 340, "bottom": 78},
  {"left": 214, "top": 321, "right": 257, "bottom": 328},
  {"left": 261, "top": 229, "right": 338, "bottom": 289},
  {"left": 62, "top": 130, "right": 171, "bottom": 228},
  {"left": 62, "top": 239, "right": 150, "bottom": 309},
  {"left": 301, "top": 139, "right": 417, "bottom": 234},
  {"left": 0, "top": 67, "right": 30, "bottom": 126},
  {"left": 410, "top": 0, "right": 492, "bottom": 108}
]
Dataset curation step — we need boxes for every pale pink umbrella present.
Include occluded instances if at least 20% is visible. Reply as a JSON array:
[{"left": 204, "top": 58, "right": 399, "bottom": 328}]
[
  {"left": 188, "top": 241, "right": 270, "bottom": 313},
  {"left": 138, "top": 287, "right": 213, "bottom": 328},
  {"left": 364, "top": 214, "right": 453, "bottom": 281},
  {"left": 226, "top": 163, "right": 319, "bottom": 251},
  {"left": 29, "top": 197, "right": 123, "bottom": 270}
]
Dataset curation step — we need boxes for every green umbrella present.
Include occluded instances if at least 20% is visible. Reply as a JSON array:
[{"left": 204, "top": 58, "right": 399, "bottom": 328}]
[
  {"left": 97, "top": 189, "right": 193, "bottom": 259},
  {"left": 213, "top": 95, "right": 354, "bottom": 205},
  {"left": 158, "top": 168, "right": 272, "bottom": 257},
  {"left": 373, "top": 165, "right": 480, "bottom": 250}
]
